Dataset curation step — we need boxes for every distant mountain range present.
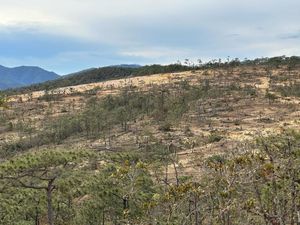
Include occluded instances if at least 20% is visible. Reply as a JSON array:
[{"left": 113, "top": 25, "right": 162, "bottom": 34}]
[
  {"left": 0, "top": 64, "right": 141, "bottom": 90},
  {"left": 0, "top": 65, "right": 59, "bottom": 90}
]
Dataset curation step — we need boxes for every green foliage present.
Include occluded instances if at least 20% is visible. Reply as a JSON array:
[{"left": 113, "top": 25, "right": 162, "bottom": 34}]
[
  {"left": 1, "top": 74, "right": 263, "bottom": 159},
  {"left": 207, "top": 133, "right": 223, "bottom": 143},
  {"left": 0, "top": 150, "right": 91, "bottom": 173},
  {"left": 0, "top": 94, "right": 7, "bottom": 108},
  {"left": 274, "top": 82, "right": 300, "bottom": 97},
  {"left": 1, "top": 56, "right": 300, "bottom": 224},
  {"left": 158, "top": 121, "right": 172, "bottom": 132},
  {"left": 0, "top": 149, "right": 93, "bottom": 225},
  {"left": 74, "top": 155, "right": 155, "bottom": 224},
  {"left": 0, "top": 132, "right": 299, "bottom": 224}
]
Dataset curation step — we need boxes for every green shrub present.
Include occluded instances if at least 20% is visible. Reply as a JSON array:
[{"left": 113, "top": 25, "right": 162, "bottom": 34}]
[
  {"left": 208, "top": 133, "right": 223, "bottom": 143},
  {"left": 158, "top": 122, "right": 172, "bottom": 132}
]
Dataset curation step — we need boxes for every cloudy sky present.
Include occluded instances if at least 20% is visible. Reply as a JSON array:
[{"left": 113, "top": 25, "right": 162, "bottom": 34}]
[{"left": 0, "top": 0, "right": 299, "bottom": 74}]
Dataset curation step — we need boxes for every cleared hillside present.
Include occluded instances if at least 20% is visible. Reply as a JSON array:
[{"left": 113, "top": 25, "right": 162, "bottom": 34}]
[{"left": 0, "top": 58, "right": 300, "bottom": 224}]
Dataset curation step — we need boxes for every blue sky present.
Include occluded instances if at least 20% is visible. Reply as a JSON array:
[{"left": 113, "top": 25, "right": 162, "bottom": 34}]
[{"left": 0, "top": 0, "right": 300, "bottom": 74}]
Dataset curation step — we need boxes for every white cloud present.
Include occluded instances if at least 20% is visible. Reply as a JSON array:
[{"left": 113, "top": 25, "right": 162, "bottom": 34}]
[
  {"left": 0, "top": 0, "right": 299, "bottom": 73},
  {"left": 120, "top": 47, "right": 190, "bottom": 58}
]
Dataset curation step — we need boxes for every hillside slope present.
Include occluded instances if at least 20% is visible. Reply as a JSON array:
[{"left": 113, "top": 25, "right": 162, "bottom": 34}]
[
  {"left": 0, "top": 59, "right": 300, "bottom": 224},
  {"left": 5, "top": 64, "right": 190, "bottom": 94}
]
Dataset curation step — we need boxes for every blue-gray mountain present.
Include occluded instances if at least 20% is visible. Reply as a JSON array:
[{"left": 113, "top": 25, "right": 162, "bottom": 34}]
[{"left": 0, "top": 65, "right": 59, "bottom": 90}]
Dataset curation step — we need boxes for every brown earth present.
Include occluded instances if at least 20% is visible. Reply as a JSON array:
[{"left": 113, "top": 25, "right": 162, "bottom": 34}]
[{"left": 1, "top": 66, "right": 299, "bottom": 179}]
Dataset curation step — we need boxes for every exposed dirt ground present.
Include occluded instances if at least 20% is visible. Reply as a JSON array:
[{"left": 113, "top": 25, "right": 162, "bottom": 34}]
[{"left": 1, "top": 66, "right": 299, "bottom": 179}]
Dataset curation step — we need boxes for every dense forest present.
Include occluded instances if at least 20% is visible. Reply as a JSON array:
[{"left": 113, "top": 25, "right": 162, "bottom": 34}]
[{"left": 0, "top": 57, "right": 300, "bottom": 225}]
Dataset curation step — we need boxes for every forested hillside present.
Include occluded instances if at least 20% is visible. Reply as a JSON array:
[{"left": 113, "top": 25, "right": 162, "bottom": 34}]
[
  {"left": 0, "top": 65, "right": 59, "bottom": 90},
  {"left": 0, "top": 57, "right": 299, "bottom": 225},
  {"left": 4, "top": 64, "right": 191, "bottom": 95}
]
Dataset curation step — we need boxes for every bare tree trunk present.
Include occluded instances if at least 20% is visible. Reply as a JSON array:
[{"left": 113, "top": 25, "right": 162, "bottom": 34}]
[
  {"left": 291, "top": 170, "right": 297, "bottom": 225},
  {"left": 172, "top": 160, "right": 179, "bottom": 186},
  {"left": 47, "top": 179, "right": 55, "bottom": 225},
  {"left": 47, "top": 189, "right": 54, "bottom": 225},
  {"left": 297, "top": 209, "right": 300, "bottom": 225},
  {"left": 102, "top": 210, "right": 105, "bottom": 225},
  {"left": 165, "top": 163, "right": 168, "bottom": 185},
  {"left": 189, "top": 199, "right": 192, "bottom": 224},
  {"left": 210, "top": 193, "right": 215, "bottom": 225},
  {"left": 170, "top": 144, "right": 179, "bottom": 186},
  {"left": 35, "top": 206, "right": 40, "bottom": 225},
  {"left": 195, "top": 194, "right": 199, "bottom": 225}
]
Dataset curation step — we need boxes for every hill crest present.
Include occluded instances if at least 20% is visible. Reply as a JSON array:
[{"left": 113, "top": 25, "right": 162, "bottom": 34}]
[{"left": 0, "top": 65, "right": 59, "bottom": 90}]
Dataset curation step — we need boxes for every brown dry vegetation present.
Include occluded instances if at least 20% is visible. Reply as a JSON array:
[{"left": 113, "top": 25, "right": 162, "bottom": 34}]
[
  {"left": 1, "top": 65, "right": 299, "bottom": 178},
  {"left": 1, "top": 62, "right": 300, "bottom": 225}
]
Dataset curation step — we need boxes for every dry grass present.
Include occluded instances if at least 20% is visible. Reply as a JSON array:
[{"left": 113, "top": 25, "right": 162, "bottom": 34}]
[{"left": 2, "top": 65, "right": 300, "bottom": 176}]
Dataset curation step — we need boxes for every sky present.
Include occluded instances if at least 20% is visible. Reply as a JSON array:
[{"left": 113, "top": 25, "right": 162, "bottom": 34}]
[{"left": 0, "top": 0, "right": 300, "bottom": 75}]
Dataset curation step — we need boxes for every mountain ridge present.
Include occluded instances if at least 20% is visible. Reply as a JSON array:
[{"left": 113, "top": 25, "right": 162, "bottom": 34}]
[
  {"left": 4, "top": 64, "right": 191, "bottom": 94},
  {"left": 0, "top": 65, "right": 59, "bottom": 90}
]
